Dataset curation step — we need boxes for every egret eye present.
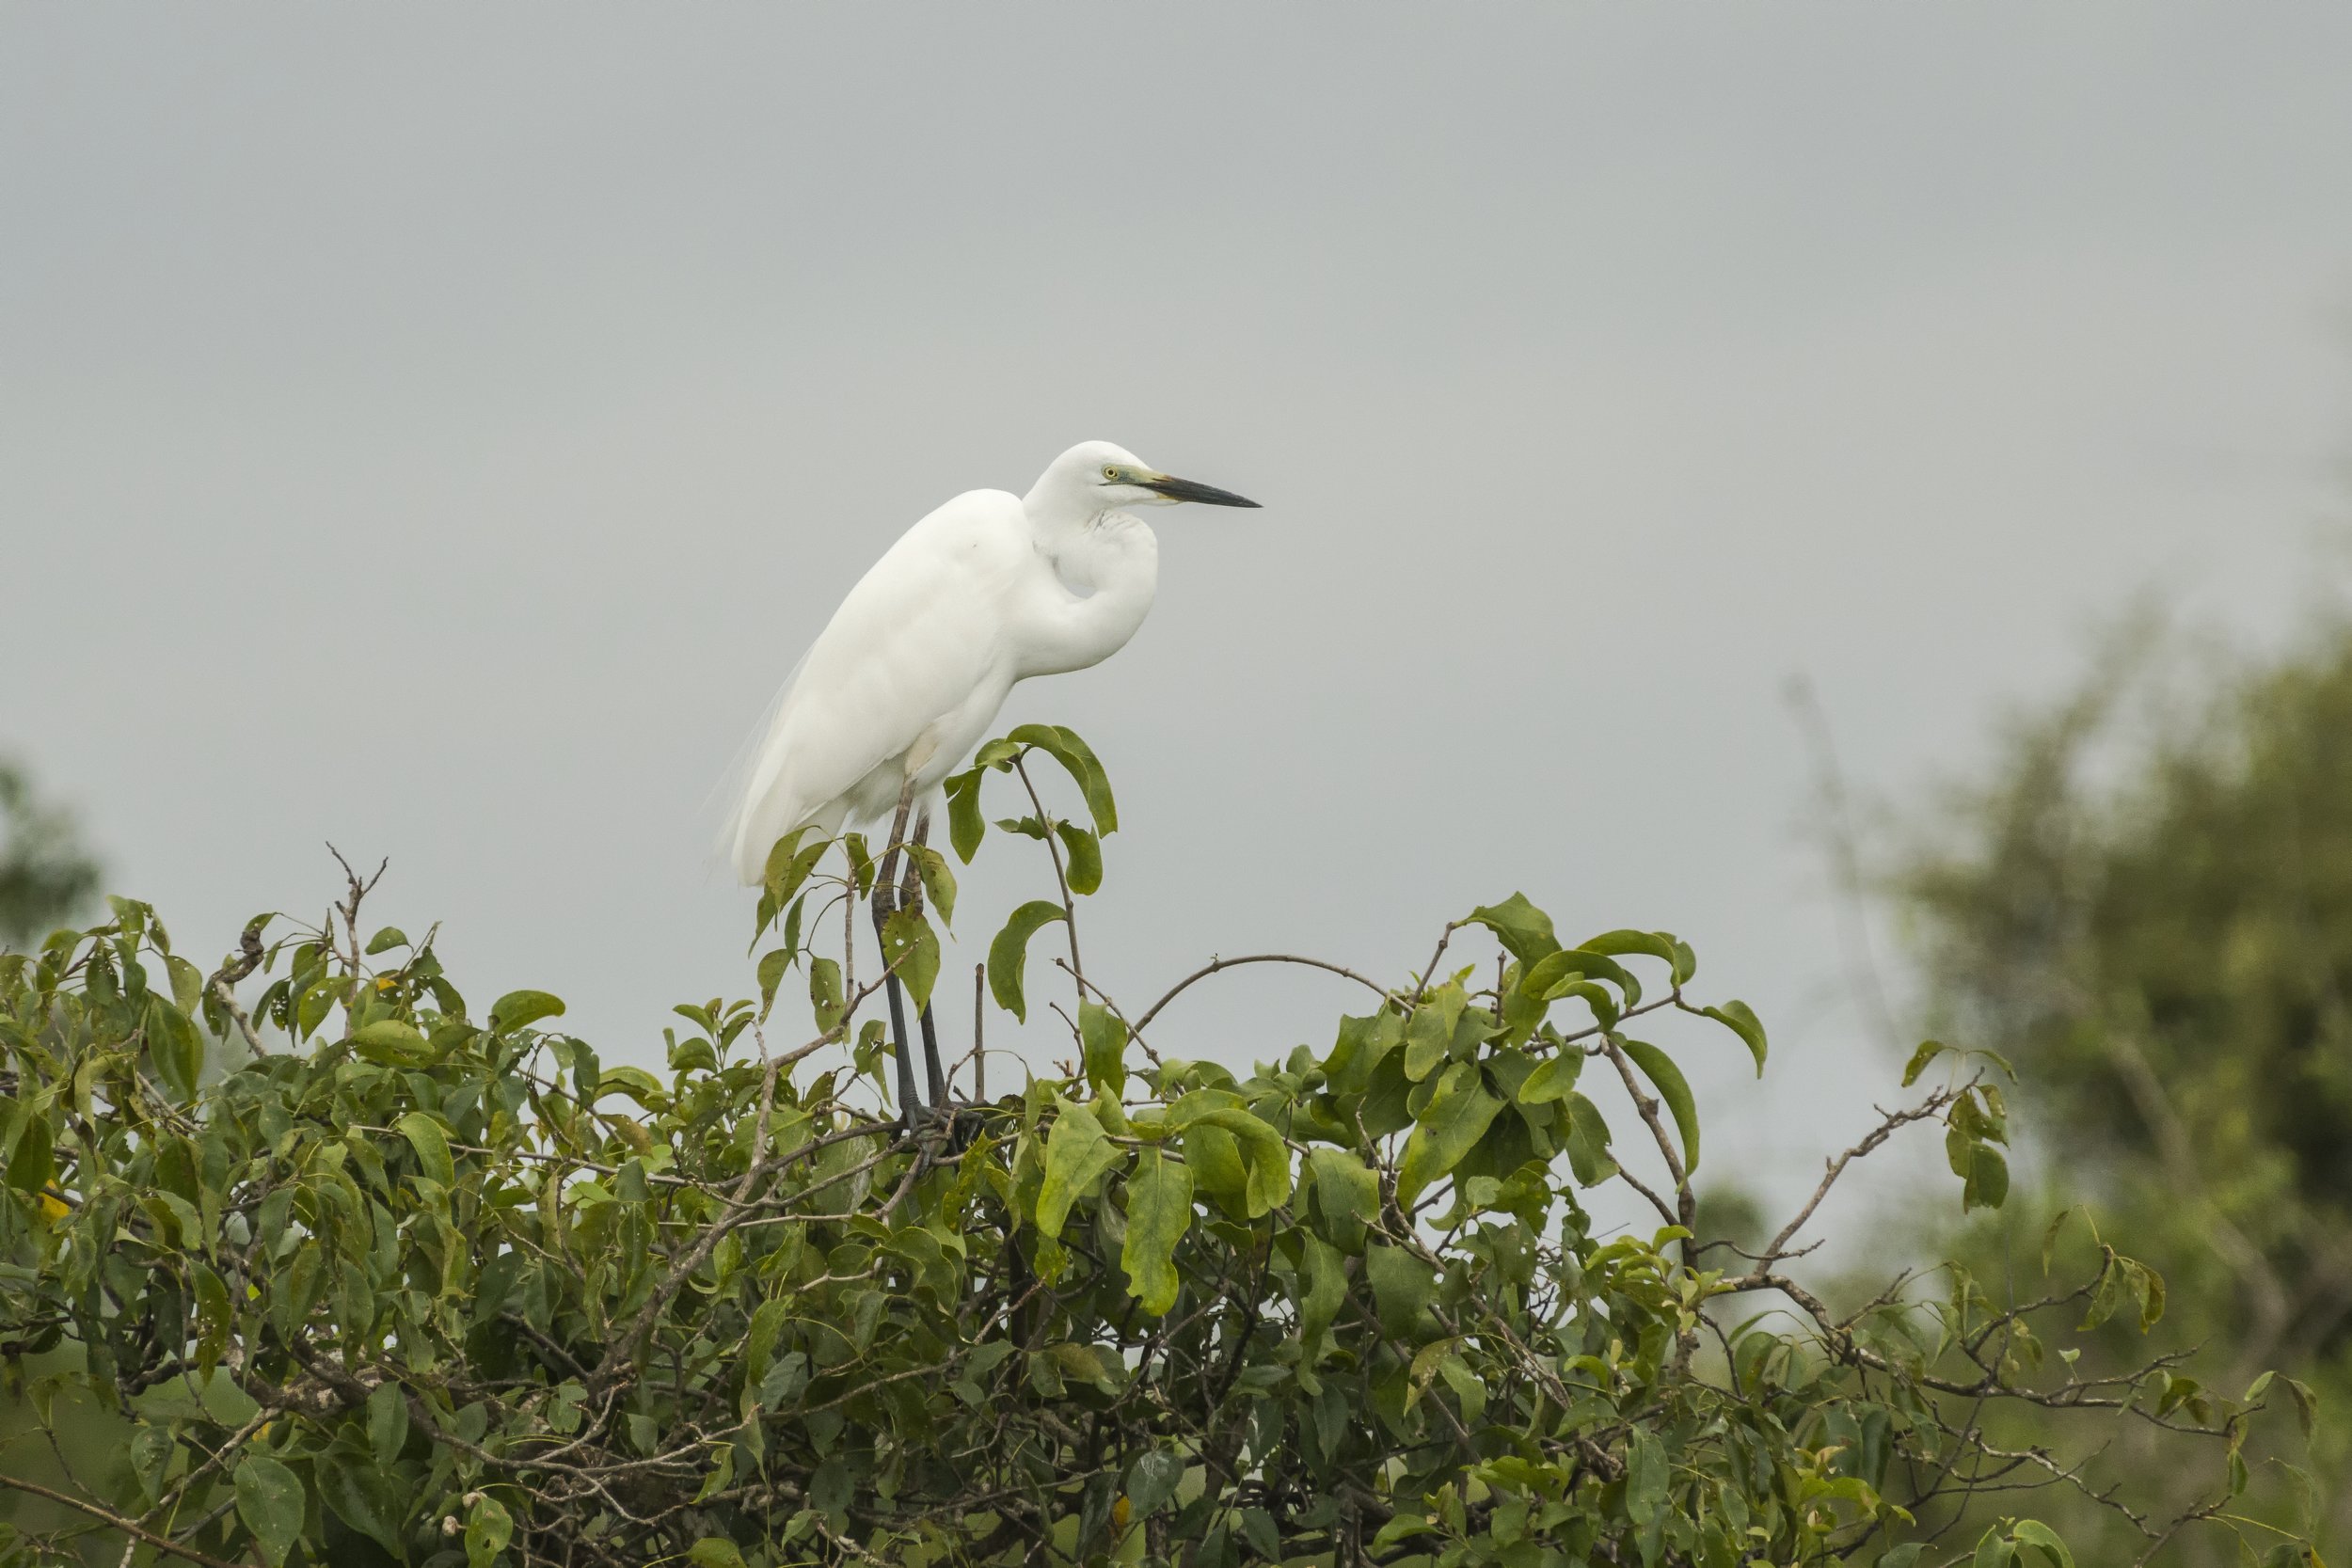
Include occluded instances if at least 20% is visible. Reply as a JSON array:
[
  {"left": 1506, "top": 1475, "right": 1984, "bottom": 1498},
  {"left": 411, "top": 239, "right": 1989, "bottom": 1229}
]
[{"left": 1103, "top": 466, "right": 1120, "bottom": 481}]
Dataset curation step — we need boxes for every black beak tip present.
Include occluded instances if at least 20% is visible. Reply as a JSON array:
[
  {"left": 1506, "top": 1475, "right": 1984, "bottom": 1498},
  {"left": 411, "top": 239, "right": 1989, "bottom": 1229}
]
[{"left": 1144, "top": 475, "right": 1263, "bottom": 509}]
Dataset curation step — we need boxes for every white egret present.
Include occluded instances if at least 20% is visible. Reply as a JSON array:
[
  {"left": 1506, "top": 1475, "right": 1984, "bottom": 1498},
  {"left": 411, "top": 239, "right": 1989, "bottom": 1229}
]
[{"left": 722, "top": 439, "right": 1260, "bottom": 1112}]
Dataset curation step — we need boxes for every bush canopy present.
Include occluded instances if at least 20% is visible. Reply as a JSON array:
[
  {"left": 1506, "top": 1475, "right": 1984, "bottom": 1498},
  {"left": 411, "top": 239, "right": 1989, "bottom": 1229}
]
[{"left": 0, "top": 727, "right": 2319, "bottom": 1567}]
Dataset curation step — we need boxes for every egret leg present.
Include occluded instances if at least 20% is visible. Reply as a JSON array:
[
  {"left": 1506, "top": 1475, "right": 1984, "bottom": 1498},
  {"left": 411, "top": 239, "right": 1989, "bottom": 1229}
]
[
  {"left": 899, "top": 811, "right": 951, "bottom": 1109},
  {"left": 871, "top": 779, "right": 921, "bottom": 1123}
]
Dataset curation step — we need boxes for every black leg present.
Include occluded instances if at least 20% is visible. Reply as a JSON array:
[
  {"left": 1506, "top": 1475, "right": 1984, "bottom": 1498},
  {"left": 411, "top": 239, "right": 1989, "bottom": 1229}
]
[
  {"left": 903, "top": 810, "right": 950, "bottom": 1109},
  {"left": 871, "top": 779, "right": 921, "bottom": 1124}
]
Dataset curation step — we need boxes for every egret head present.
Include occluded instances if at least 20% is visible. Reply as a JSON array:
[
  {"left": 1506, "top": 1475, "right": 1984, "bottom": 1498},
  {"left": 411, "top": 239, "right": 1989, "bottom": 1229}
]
[{"left": 1028, "top": 440, "right": 1261, "bottom": 517}]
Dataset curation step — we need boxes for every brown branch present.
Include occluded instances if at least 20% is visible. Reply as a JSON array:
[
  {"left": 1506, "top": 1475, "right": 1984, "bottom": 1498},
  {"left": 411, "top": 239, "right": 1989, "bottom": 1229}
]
[
  {"left": 205, "top": 915, "right": 272, "bottom": 1057},
  {"left": 0, "top": 1472, "right": 248, "bottom": 1568},
  {"left": 1753, "top": 1086, "right": 1958, "bottom": 1267}
]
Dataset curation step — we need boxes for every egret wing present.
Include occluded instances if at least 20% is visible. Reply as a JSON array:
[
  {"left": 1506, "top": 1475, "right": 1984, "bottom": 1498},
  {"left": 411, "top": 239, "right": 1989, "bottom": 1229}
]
[{"left": 726, "top": 489, "right": 1030, "bottom": 881}]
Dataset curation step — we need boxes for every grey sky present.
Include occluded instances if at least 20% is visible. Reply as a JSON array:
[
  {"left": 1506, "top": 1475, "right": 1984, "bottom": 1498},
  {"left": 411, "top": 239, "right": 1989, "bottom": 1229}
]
[{"left": 7, "top": 5, "right": 2350, "bottom": 1218}]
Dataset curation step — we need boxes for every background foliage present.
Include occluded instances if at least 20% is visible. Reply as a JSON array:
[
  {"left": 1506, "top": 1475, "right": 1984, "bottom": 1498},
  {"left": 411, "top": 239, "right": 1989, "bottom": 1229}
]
[
  {"left": 0, "top": 728, "right": 2318, "bottom": 1567},
  {"left": 0, "top": 762, "right": 99, "bottom": 953},
  {"left": 1899, "top": 609, "right": 2352, "bottom": 1560}
]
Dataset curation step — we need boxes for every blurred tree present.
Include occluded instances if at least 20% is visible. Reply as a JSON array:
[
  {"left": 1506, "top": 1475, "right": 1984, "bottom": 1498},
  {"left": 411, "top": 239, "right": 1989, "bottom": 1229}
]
[
  {"left": 0, "top": 760, "right": 100, "bottom": 950},
  {"left": 1899, "top": 610, "right": 2352, "bottom": 1559}
]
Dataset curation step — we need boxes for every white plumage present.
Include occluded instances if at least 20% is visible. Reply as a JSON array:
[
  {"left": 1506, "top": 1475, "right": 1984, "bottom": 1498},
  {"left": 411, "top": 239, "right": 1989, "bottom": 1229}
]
[{"left": 723, "top": 440, "right": 1258, "bottom": 882}]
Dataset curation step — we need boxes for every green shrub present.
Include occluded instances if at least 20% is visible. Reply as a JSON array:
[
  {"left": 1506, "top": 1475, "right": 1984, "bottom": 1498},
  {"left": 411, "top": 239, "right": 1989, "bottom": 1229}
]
[{"left": 0, "top": 730, "right": 2314, "bottom": 1566}]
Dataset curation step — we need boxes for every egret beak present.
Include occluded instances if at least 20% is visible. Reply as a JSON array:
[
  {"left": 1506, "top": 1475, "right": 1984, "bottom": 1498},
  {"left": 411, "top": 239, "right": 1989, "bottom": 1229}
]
[{"left": 1137, "top": 473, "right": 1261, "bottom": 508}]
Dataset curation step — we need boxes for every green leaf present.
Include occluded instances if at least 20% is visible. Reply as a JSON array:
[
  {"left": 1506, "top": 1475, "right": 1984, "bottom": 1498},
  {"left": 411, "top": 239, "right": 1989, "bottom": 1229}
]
[
  {"left": 1526, "top": 946, "right": 1640, "bottom": 1009},
  {"left": 394, "top": 1112, "right": 456, "bottom": 1190},
  {"left": 2133, "top": 1259, "right": 2167, "bottom": 1330},
  {"left": 808, "top": 957, "right": 844, "bottom": 1035},
  {"left": 1371, "top": 1516, "right": 1438, "bottom": 1552},
  {"left": 756, "top": 946, "right": 794, "bottom": 1020},
  {"left": 1879, "top": 1547, "right": 1928, "bottom": 1568},
  {"left": 1577, "top": 928, "right": 1684, "bottom": 970},
  {"left": 166, "top": 952, "right": 206, "bottom": 1013},
  {"left": 1702, "top": 999, "right": 1769, "bottom": 1075},
  {"left": 1467, "top": 894, "right": 1559, "bottom": 965},
  {"left": 689, "top": 1541, "right": 749, "bottom": 1568},
  {"left": 1620, "top": 1038, "right": 1700, "bottom": 1174},
  {"left": 700, "top": 1451, "right": 740, "bottom": 1504},
  {"left": 4, "top": 1112, "right": 52, "bottom": 1194},
  {"left": 351, "top": 1018, "right": 428, "bottom": 1061},
  {"left": 1240, "top": 1507, "right": 1279, "bottom": 1561},
  {"left": 842, "top": 832, "right": 876, "bottom": 897},
  {"left": 1080, "top": 1001, "right": 1128, "bottom": 1097},
  {"left": 1563, "top": 1091, "right": 1617, "bottom": 1186},
  {"left": 1365, "top": 1243, "right": 1439, "bottom": 1339},
  {"left": 368, "top": 1380, "right": 409, "bottom": 1465},
  {"left": 1397, "top": 1063, "right": 1504, "bottom": 1205},
  {"left": 1973, "top": 1524, "right": 2018, "bottom": 1568},
  {"left": 1404, "top": 981, "right": 1468, "bottom": 1082},
  {"left": 363, "top": 926, "right": 409, "bottom": 956},
  {"left": 1037, "top": 1099, "right": 1121, "bottom": 1238},
  {"left": 2011, "top": 1520, "right": 2075, "bottom": 1568},
  {"left": 467, "top": 1493, "right": 514, "bottom": 1568},
  {"left": 2281, "top": 1375, "right": 2318, "bottom": 1437},
  {"left": 1626, "top": 1430, "right": 1666, "bottom": 1527},
  {"left": 143, "top": 993, "right": 203, "bottom": 1100},
  {"left": 234, "top": 1454, "right": 305, "bottom": 1568},
  {"left": 944, "top": 768, "right": 988, "bottom": 863},
  {"left": 881, "top": 907, "right": 941, "bottom": 1010},
  {"left": 489, "top": 988, "right": 564, "bottom": 1033},
  {"left": 1008, "top": 723, "right": 1118, "bottom": 834},
  {"left": 1949, "top": 1133, "right": 2009, "bottom": 1212},
  {"left": 1175, "top": 1106, "right": 1292, "bottom": 1215},
  {"left": 1120, "top": 1148, "right": 1194, "bottom": 1315},
  {"left": 1125, "top": 1448, "right": 1184, "bottom": 1520},
  {"left": 129, "top": 1425, "right": 173, "bottom": 1504},
  {"left": 194, "top": 1262, "right": 231, "bottom": 1380},
  {"left": 1518, "top": 1051, "right": 1583, "bottom": 1103},
  {"left": 763, "top": 828, "right": 829, "bottom": 905},
  {"left": 1181, "top": 1121, "right": 1250, "bottom": 1216},
  {"left": 911, "top": 844, "right": 958, "bottom": 926},
  {"left": 319, "top": 1458, "right": 402, "bottom": 1556},
  {"left": 594, "top": 1065, "right": 669, "bottom": 1109},
  {"left": 1902, "top": 1038, "right": 1950, "bottom": 1086},
  {"left": 2041, "top": 1205, "right": 2079, "bottom": 1274},
  {"left": 988, "top": 899, "right": 1068, "bottom": 1022},
  {"left": 1305, "top": 1147, "right": 1380, "bottom": 1252},
  {"left": 1300, "top": 1233, "right": 1348, "bottom": 1343},
  {"left": 1055, "top": 820, "right": 1103, "bottom": 895}
]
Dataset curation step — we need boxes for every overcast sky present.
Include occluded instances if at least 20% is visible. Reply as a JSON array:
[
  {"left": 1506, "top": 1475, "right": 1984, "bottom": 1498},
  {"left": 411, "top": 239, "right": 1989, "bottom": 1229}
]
[{"left": 7, "top": 5, "right": 2350, "bottom": 1221}]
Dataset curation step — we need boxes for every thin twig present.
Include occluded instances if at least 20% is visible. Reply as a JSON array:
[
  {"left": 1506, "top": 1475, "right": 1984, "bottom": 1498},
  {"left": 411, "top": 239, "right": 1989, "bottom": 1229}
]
[
  {"left": 1014, "top": 756, "right": 1085, "bottom": 1016},
  {"left": 1133, "top": 953, "right": 1391, "bottom": 1036}
]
